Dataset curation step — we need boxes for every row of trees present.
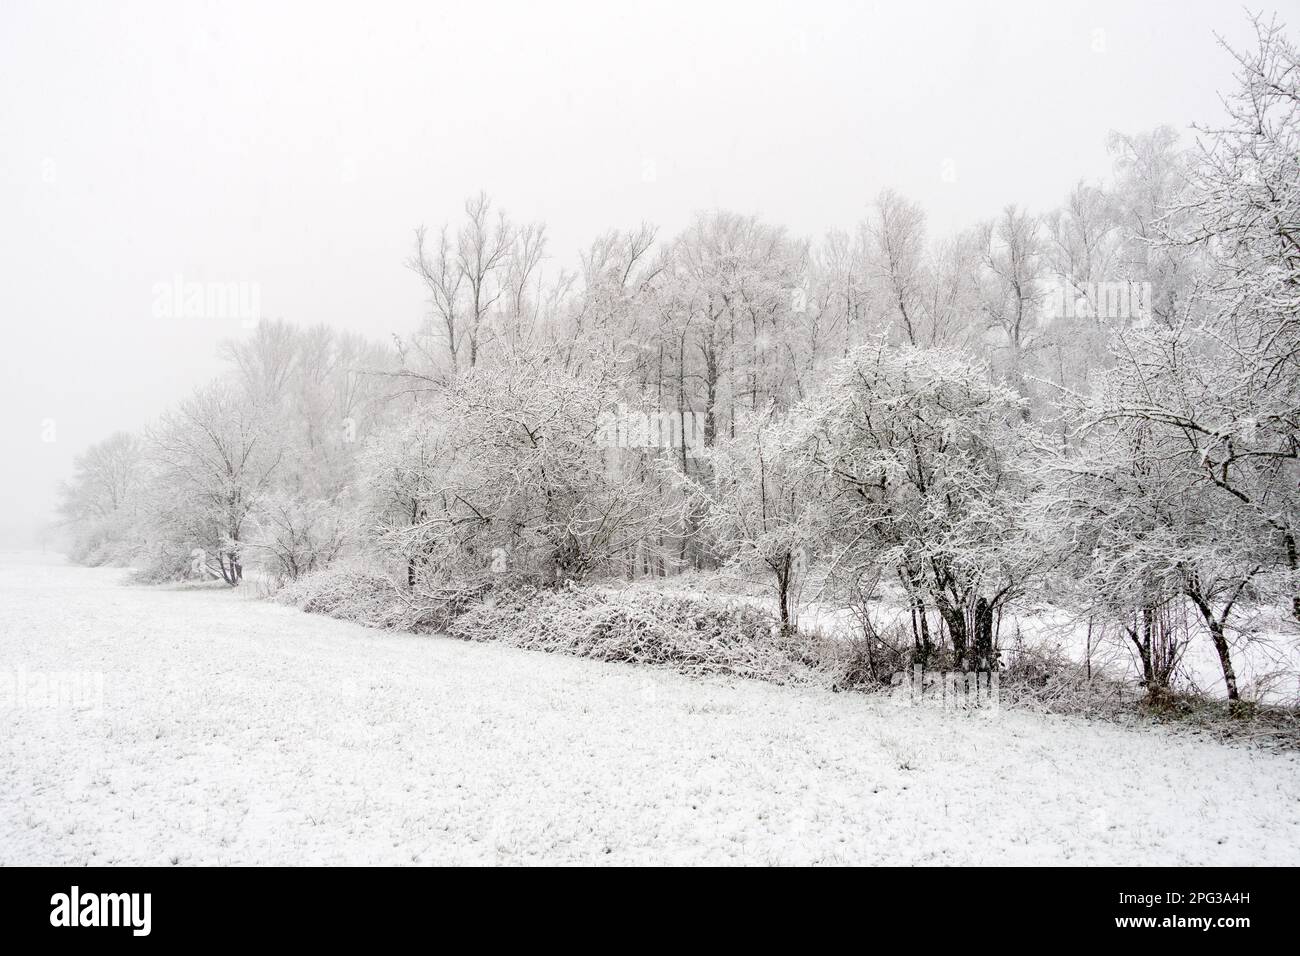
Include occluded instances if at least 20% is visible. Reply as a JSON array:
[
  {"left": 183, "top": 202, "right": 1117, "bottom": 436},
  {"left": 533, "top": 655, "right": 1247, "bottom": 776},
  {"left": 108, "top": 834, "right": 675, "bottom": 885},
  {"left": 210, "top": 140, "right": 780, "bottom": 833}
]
[
  {"left": 59, "top": 322, "right": 395, "bottom": 584},
  {"left": 59, "top": 16, "right": 1297, "bottom": 702}
]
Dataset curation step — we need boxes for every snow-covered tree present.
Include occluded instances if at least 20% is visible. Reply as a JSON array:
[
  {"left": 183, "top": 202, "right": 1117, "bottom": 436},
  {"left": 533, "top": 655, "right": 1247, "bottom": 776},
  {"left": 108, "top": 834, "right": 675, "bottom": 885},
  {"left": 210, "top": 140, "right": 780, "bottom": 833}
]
[
  {"left": 978, "top": 205, "right": 1049, "bottom": 416},
  {"left": 406, "top": 192, "right": 548, "bottom": 374},
  {"left": 686, "top": 406, "right": 824, "bottom": 629},
  {"left": 57, "top": 431, "right": 147, "bottom": 565},
  {"left": 358, "top": 407, "right": 456, "bottom": 586},
  {"left": 1168, "top": 16, "right": 1300, "bottom": 624},
  {"left": 361, "top": 352, "right": 670, "bottom": 586},
  {"left": 143, "top": 382, "right": 283, "bottom": 585},
  {"left": 791, "top": 342, "right": 1038, "bottom": 669}
]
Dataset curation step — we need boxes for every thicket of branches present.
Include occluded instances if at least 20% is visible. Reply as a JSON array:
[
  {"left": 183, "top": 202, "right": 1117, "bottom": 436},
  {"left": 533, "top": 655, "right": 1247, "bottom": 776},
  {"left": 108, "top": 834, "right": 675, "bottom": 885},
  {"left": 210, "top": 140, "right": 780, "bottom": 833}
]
[{"left": 59, "top": 17, "right": 1298, "bottom": 704}]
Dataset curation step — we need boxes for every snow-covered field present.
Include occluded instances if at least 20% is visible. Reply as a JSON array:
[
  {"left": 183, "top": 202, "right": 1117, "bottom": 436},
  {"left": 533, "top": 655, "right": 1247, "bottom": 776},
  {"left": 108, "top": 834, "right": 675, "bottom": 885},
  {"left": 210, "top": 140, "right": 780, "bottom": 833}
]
[{"left": 2, "top": 551, "right": 1298, "bottom": 866}]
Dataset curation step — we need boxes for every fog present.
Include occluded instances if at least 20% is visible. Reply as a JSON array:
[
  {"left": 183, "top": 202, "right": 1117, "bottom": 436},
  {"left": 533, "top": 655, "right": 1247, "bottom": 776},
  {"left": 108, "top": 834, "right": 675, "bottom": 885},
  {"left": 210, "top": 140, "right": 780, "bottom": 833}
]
[{"left": 0, "top": 0, "right": 1260, "bottom": 545}]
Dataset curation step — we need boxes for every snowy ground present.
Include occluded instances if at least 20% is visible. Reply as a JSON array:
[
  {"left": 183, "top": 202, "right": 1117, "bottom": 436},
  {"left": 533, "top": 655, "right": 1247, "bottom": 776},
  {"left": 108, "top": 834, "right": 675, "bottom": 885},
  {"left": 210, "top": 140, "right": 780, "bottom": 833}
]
[{"left": 2, "top": 551, "right": 1298, "bottom": 866}]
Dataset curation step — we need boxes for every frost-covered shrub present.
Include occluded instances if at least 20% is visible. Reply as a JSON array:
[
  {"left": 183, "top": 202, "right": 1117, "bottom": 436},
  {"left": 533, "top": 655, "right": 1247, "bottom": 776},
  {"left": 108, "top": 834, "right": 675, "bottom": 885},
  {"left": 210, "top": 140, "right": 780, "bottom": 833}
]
[
  {"left": 273, "top": 561, "right": 491, "bottom": 632},
  {"left": 357, "top": 355, "right": 670, "bottom": 588},
  {"left": 248, "top": 492, "right": 354, "bottom": 585},
  {"left": 997, "top": 641, "right": 1135, "bottom": 718},
  {"left": 274, "top": 562, "right": 409, "bottom": 627},
  {"left": 128, "top": 542, "right": 198, "bottom": 585},
  {"left": 448, "top": 585, "right": 830, "bottom": 686},
  {"left": 64, "top": 514, "right": 136, "bottom": 567},
  {"left": 818, "top": 620, "right": 917, "bottom": 691}
]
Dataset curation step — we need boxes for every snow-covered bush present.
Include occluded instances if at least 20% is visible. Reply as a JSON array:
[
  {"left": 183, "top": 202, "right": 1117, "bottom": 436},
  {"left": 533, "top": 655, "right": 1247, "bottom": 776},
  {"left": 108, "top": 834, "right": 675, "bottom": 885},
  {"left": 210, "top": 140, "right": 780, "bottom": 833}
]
[
  {"left": 997, "top": 640, "right": 1136, "bottom": 719},
  {"left": 246, "top": 491, "right": 354, "bottom": 586},
  {"left": 448, "top": 585, "right": 830, "bottom": 686},
  {"left": 127, "top": 540, "right": 201, "bottom": 585},
  {"left": 274, "top": 562, "right": 413, "bottom": 629},
  {"left": 274, "top": 559, "right": 496, "bottom": 632}
]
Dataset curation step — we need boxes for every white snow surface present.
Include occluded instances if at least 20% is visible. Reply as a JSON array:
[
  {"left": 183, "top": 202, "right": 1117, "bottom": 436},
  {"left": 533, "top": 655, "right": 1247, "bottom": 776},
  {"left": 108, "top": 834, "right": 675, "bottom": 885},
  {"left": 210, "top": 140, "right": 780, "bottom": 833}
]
[{"left": 2, "top": 552, "right": 1298, "bottom": 866}]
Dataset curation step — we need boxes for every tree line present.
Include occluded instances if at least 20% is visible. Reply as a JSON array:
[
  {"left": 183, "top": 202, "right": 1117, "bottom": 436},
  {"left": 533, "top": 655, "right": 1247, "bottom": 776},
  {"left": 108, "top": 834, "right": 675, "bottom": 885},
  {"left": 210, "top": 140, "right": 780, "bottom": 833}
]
[{"left": 59, "top": 17, "right": 1298, "bottom": 702}]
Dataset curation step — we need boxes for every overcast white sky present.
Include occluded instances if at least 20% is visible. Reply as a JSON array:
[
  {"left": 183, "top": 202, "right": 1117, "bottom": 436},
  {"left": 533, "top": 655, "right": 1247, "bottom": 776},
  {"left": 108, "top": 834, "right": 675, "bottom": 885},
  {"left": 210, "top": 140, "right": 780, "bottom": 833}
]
[{"left": 0, "top": 0, "right": 1269, "bottom": 545}]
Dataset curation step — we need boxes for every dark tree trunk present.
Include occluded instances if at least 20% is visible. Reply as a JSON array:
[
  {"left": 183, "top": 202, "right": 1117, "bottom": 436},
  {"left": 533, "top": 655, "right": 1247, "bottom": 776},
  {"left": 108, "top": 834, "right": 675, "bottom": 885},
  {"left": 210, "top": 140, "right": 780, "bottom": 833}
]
[
  {"left": 901, "top": 564, "right": 932, "bottom": 668},
  {"left": 934, "top": 597, "right": 967, "bottom": 668},
  {"left": 1285, "top": 531, "right": 1300, "bottom": 626},
  {"left": 1186, "top": 582, "right": 1243, "bottom": 703},
  {"left": 972, "top": 596, "right": 995, "bottom": 671},
  {"left": 1125, "top": 605, "right": 1156, "bottom": 690},
  {"left": 1205, "top": 618, "right": 1240, "bottom": 702},
  {"left": 913, "top": 595, "right": 933, "bottom": 668}
]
